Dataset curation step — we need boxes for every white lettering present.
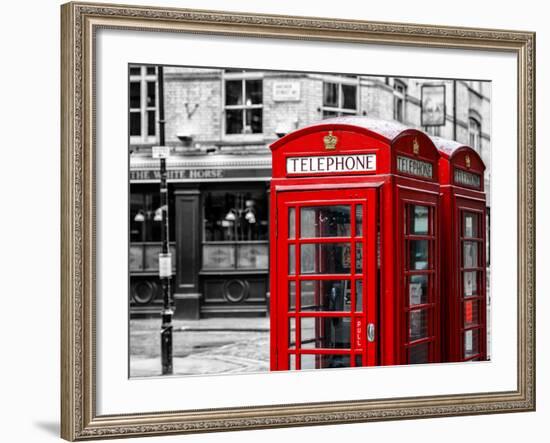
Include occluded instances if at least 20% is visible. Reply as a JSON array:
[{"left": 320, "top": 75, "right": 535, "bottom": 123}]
[{"left": 286, "top": 154, "right": 377, "bottom": 175}]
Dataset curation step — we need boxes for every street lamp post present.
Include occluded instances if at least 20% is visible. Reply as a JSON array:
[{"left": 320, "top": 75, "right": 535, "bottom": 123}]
[{"left": 156, "top": 65, "right": 173, "bottom": 375}]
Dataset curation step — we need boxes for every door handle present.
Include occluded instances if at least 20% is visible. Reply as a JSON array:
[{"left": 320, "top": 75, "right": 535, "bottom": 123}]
[{"left": 367, "top": 323, "right": 375, "bottom": 342}]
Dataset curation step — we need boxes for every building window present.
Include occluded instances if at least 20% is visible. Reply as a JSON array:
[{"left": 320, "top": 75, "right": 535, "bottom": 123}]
[
  {"left": 322, "top": 80, "right": 358, "bottom": 118},
  {"left": 202, "top": 188, "right": 268, "bottom": 270},
  {"left": 393, "top": 79, "right": 407, "bottom": 123},
  {"left": 425, "top": 126, "right": 441, "bottom": 137},
  {"left": 130, "top": 185, "right": 175, "bottom": 243},
  {"left": 129, "top": 65, "right": 158, "bottom": 143},
  {"left": 468, "top": 116, "right": 482, "bottom": 152},
  {"left": 224, "top": 72, "right": 263, "bottom": 134}
]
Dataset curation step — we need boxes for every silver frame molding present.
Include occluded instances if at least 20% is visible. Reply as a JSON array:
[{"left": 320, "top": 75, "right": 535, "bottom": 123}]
[{"left": 61, "top": 2, "right": 536, "bottom": 440}]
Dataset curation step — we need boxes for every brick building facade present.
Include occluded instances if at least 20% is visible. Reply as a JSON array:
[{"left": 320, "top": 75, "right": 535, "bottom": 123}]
[{"left": 129, "top": 65, "right": 491, "bottom": 319}]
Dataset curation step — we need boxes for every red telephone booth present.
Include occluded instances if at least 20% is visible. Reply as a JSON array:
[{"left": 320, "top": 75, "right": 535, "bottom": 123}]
[
  {"left": 269, "top": 117, "right": 442, "bottom": 370},
  {"left": 434, "top": 138, "right": 488, "bottom": 362}
]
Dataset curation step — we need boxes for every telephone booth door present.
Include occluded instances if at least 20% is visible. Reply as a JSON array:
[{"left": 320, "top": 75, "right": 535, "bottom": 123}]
[{"left": 272, "top": 187, "right": 378, "bottom": 370}]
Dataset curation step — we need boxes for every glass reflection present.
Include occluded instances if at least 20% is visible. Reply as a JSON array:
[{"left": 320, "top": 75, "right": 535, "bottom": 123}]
[
  {"left": 409, "top": 205, "right": 429, "bottom": 235},
  {"left": 409, "top": 240, "right": 429, "bottom": 270},
  {"left": 301, "top": 317, "right": 351, "bottom": 349},
  {"left": 300, "top": 280, "right": 351, "bottom": 311},
  {"left": 300, "top": 206, "right": 351, "bottom": 238},
  {"left": 300, "top": 243, "right": 350, "bottom": 274}
]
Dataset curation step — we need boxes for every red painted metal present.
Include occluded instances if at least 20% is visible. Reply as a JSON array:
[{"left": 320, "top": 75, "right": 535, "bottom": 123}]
[
  {"left": 269, "top": 117, "right": 443, "bottom": 370},
  {"left": 433, "top": 137, "right": 487, "bottom": 362}
]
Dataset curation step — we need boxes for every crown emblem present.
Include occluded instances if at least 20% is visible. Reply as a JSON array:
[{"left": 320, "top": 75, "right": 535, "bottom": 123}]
[
  {"left": 412, "top": 137, "right": 420, "bottom": 155},
  {"left": 323, "top": 131, "right": 337, "bottom": 150},
  {"left": 465, "top": 155, "right": 471, "bottom": 168}
]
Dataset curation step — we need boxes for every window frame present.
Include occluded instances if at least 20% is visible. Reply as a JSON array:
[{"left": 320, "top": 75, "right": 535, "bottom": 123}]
[
  {"left": 222, "top": 70, "right": 264, "bottom": 137},
  {"left": 393, "top": 79, "right": 407, "bottom": 123},
  {"left": 129, "top": 65, "right": 158, "bottom": 145},
  {"left": 321, "top": 76, "right": 359, "bottom": 118},
  {"left": 468, "top": 115, "right": 482, "bottom": 153}
]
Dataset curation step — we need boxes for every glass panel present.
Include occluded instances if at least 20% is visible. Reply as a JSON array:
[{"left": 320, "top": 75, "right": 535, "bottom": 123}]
[
  {"left": 463, "top": 212, "right": 479, "bottom": 238},
  {"left": 409, "top": 240, "right": 429, "bottom": 270},
  {"left": 146, "top": 81, "right": 156, "bottom": 106},
  {"left": 301, "top": 354, "right": 351, "bottom": 370},
  {"left": 464, "top": 300, "right": 480, "bottom": 327},
  {"left": 355, "top": 205, "right": 363, "bottom": 236},
  {"left": 408, "top": 342, "right": 430, "bottom": 364},
  {"left": 409, "top": 205, "right": 429, "bottom": 235},
  {"left": 129, "top": 66, "right": 141, "bottom": 76},
  {"left": 409, "top": 274, "right": 429, "bottom": 305},
  {"left": 245, "top": 108, "right": 263, "bottom": 133},
  {"left": 225, "top": 79, "right": 242, "bottom": 105},
  {"left": 289, "top": 355, "right": 297, "bottom": 370},
  {"left": 146, "top": 66, "right": 156, "bottom": 75},
  {"left": 289, "top": 281, "right": 296, "bottom": 310},
  {"left": 463, "top": 271, "right": 478, "bottom": 297},
  {"left": 355, "top": 355, "right": 363, "bottom": 367},
  {"left": 147, "top": 110, "right": 156, "bottom": 136},
  {"left": 355, "top": 280, "right": 363, "bottom": 312},
  {"left": 342, "top": 84, "right": 357, "bottom": 110},
  {"left": 464, "top": 329, "right": 480, "bottom": 358},
  {"left": 409, "top": 309, "right": 429, "bottom": 341},
  {"left": 203, "top": 190, "right": 268, "bottom": 241},
  {"left": 202, "top": 244, "right": 235, "bottom": 269},
  {"left": 323, "top": 82, "right": 339, "bottom": 107},
  {"left": 288, "top": 317, "right": 296, "bottom": 347},
  {"left": 322, "top": 110, "right": 338, "bottom": 118},
  {"left": 463, "top": 241, "right": 479, "bottom": 268},
  {"left": 301, "top": 317, "right": 351, "bottom": 349},
  {"left": 237, "top": 244, "right": 268, "bottom": 269},
  {"left": 130, "top": 81, "right": 141, "bottom": 108},
  {"left": 300, "top": 243, "right": 350, "bottom": 274},
  {"left": 245, "top": 79, "right": 262, "bottom": 104},
  {"left": 288, "top": 207, "right": 295, "bottom": 239},
  {"left": 225, "top": 109, "right": 243, "bottom": 134},
  {"left": 144, "top": 244, "right": 162, "bottom": 271},
  {"left": 130, "top": 112, "right": 141, "bottom": 136},
  {"left": 356, "top": 243, "right": 363, "bottom": 273},
  {"left": 299, "top": 280, "right": 351, "bottom": 311},
  {"left": 129, "top": 245, "right": 143, "bottom": 271},
  {"left": 300, "top": 206, "right": 351, "bottom": 238},
  {"left": 289, "top": 244, "right": 295, "bottom": 275}
]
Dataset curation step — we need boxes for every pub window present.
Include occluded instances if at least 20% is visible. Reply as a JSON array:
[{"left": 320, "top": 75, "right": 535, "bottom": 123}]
[
  {"left": 322, "top": 79, "right": 358, "bottom": 118},
  {"left": 129, "top": 65, "right": 158, "bottom": 143},
  {"left": 393, "top": 79, "right": 407, "bottom": 123},
  {"left": 468, "top": 116, "right": 482, "bottom": 153},
  {"left": 224, "top": 72, "right": 263, "bottom": 134},
  {"left": 202, "top": 188, "right": 269, "bottom": 270}
]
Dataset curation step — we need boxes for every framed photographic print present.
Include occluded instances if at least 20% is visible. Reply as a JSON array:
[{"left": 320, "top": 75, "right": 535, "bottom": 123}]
[{"left": 61, "top": 1, "right": 535, "bottom": 440}]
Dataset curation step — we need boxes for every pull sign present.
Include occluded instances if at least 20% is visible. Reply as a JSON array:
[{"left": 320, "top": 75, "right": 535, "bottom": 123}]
[
  {"left": 367, "top": 323, "right": 376, "bottom": 343},
  {"left": 286, "top": 154, "right": 376, "bottom": 175},
  {"left": 159, "top": 253, "right": 172, "bottom": 278}
]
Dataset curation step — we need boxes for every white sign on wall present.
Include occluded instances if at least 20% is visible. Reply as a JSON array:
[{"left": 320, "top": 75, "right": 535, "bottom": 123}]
[
  {"left": 273, "top": 81, "right": 301, "bottom": 101},
  {"left": 286, "top": 154, "right": 376, "bottom": 175}
]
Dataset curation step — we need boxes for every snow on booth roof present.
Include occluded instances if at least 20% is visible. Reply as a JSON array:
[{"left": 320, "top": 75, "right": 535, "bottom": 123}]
[
  {"left": 303, "top": 116, "right": 410, "bottom": 141},
  {"left": 429, "top": 136, "right": 466, "bottom": 158}
]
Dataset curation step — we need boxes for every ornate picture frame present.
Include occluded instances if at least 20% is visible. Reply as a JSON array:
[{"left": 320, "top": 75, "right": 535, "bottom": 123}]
[{"left": 61, "top": 1, "right": 535, "bottom": 440}]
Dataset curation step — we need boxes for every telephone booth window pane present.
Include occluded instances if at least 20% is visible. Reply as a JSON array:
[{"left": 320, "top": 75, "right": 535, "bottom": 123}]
[
  {"left": 463, "top": 241, "right": 479, "bottom": 267},
  {"left": 409, "top": 205, "right": 429, "bottom": 235},
  {"left": 289, "top": 317, "right": 296, "bottom": 347},
  {"left": 301, "top": 317, "right": 351, "bottom": 349},
  {"left": 300, "top": 280, "right": 351, "bottom": 311},
  {"left": 289, "top": 355, "right": 297, "bottom": 370},
  {"left": 300, "top": 206, "right": 351, "bottom": 238},
  {"left": 355, "top": 280, "right": 363, "bottom": 312},
  {"left": 289, "top": 281, "right": 296, "bottom": 311},
  {"left": 288, "top": 245, "right": 295, "bottom": 275},
  {"left": 409, "top": 309, "right": 429, "bottom": 340},
  {"left": 288, "top": 207, "right": 295, "bottom": 239},
  {"left": 463, "top": 212, "right": 479, "bottom": 238},
  {"left": 463, "top": 271, "right": 478, "bottom": 297},
  {"left": 464, "top": 300, "right": 479, "bottom": 327},
  {"left": 408, "top": 342, "right": 430, "bottom": 364},
  {"left": 464, "top": 329, "right": 480, "bottom": 358},
  {"left": 301, "top": 354, "right": 351, "bottom": 370},
  {"left": 409, "top": 240, "right": 429, "bottom": 270},
  {"left": 300, "top": 243, "right": 350, "bottom": 274},
  {"left": 409, "top": 274, "right": 429, "bottom": 306},
  {"left": 355, "top": 355, "right": 363, "bottom": 367},
  {"left": 355, "top": 205, "right": 363, "bottom": 236},
  {"left": 356, "top": 243, "right": 363, "bottom": 273}
]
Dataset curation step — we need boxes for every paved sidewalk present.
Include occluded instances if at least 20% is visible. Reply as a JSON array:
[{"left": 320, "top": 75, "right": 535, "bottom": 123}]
[{"left": 130, "top": 317, "right": 270, "bottom": 377}]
